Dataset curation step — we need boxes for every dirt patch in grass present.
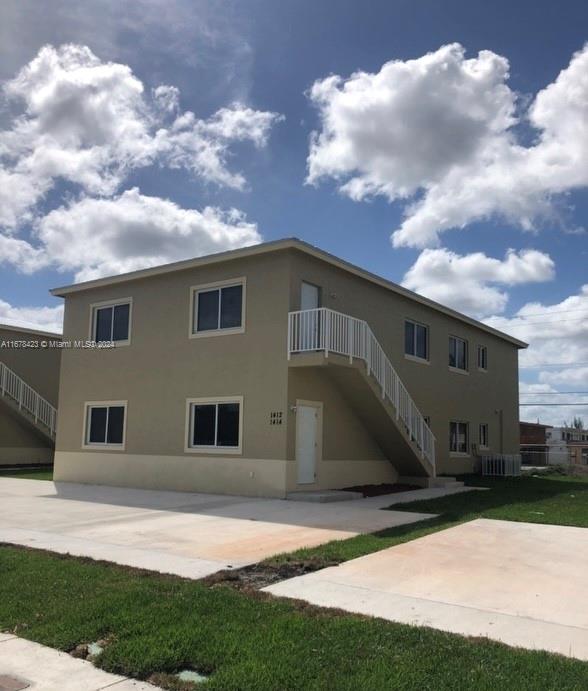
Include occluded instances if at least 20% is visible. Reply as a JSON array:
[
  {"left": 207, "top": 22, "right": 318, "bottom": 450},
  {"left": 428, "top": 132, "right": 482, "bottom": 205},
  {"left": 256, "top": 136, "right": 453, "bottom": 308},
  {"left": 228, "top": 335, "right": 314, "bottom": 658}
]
[
  {"left": 342, "top": 482, "right": 420, "bottom": 497},
  {"left": 202, "top": 557, "right": 340, "bottom": 591}
]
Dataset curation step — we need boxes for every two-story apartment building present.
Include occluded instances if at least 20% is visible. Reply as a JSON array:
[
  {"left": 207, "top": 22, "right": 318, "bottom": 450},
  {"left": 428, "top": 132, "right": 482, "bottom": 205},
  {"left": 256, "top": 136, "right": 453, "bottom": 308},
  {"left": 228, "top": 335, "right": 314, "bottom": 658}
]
[
  {"left": 50, "top": 239, "right": 525, "bottom": 497},
  {"left": 0, "top": 324, "right": 61, "bottom": 465}
]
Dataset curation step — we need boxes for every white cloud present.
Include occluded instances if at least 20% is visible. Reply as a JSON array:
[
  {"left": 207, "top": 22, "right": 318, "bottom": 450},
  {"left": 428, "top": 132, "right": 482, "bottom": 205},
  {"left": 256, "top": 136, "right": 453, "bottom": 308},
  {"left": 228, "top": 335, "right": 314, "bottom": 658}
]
[
  {"left": 0, "top": 299, "right": 63, "bottom": 334},
  {"left": 539, "top": 367, "right": 588, "bottom": 387},
  {"left": 0, "top": 44, "right": 282, "bottom": 229},
  {"left": 485, "top": 286, "right": 588, "bottom": 425},
  {"left": 402, "top": 248, "right": 554, "bottom": 317},
  {"left": 307, "top": 43, "right": 588, "bottom": 247},
  {"left": 33, "top": 188, "right": 262, "bottom": 281}
]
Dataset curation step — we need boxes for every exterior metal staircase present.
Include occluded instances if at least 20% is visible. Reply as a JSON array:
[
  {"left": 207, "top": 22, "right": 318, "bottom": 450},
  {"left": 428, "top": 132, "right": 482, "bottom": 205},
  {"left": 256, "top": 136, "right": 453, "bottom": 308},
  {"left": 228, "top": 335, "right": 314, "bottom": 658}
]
[
  {"left": 288, "top": 308, "right": 435, "bottom": 475},
  {"left": 0, "top": 361, "right": 57, "bottom": 442}
]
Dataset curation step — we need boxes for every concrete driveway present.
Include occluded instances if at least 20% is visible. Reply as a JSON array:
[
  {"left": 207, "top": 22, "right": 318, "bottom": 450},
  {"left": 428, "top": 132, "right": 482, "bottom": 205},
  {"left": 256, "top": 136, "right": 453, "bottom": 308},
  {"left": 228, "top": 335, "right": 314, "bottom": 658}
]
[
  {"left": 265, "top": 518, "right": 588, "bottom": 660},
  {"left": 0, "top": 478, "right": 436, "bottom": 578}
]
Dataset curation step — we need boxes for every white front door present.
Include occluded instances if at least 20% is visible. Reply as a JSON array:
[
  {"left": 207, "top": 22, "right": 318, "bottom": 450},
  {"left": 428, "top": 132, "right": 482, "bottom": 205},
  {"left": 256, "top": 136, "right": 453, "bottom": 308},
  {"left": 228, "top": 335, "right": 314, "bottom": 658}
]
[{"left": 296, "top": 404, "right": 319, "bottom": 484}]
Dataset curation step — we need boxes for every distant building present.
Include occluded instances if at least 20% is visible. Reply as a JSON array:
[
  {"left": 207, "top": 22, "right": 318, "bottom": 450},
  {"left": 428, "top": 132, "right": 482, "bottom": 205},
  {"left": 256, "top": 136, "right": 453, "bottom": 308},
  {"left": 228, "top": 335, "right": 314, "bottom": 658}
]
[
  {"left": 546, "top": 426, "right": 588, "bottom": 465},
  {"left": 520, "top": 421, "right": 551, "bottom": 466}
]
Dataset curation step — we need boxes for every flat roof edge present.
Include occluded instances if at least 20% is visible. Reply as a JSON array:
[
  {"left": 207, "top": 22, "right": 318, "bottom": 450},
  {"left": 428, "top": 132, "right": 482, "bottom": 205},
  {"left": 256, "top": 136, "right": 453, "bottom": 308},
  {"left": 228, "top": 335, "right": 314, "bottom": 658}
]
[
  {"left": 49, "top": 237, "right": 527, "bottom": 349},
  {"left": 0, "top": 322, "right": 63, "bottom": 338}
]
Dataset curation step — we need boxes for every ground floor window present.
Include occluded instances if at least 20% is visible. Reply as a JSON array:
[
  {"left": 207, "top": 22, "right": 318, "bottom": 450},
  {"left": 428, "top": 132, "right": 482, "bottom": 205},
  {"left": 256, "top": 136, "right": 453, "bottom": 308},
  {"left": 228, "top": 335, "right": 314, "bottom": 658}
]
[
  {"left": 186, "top": 397, "right": 242, "bottom": 452},
  {"left": 479, "top": 423, "right": 489, "bottom": 448},
  {"left": 449, "top": 421, "right": 469, "bottom": 454},
  {"left": 84, "top": 402, "right": 126, "bottom": 447}
]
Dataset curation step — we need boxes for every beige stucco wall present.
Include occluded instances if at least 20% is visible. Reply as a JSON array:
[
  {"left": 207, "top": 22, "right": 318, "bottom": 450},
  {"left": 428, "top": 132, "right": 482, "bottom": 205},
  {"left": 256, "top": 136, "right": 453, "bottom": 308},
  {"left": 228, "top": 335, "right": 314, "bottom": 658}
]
[
  {"left": 54, "top": 251, "right": 291, "bottom": 494},
  {"left": 0, "top": 325, "right": 62, "bottom": 404},
  {"left": 285, "top": 367, "right": 398, "bottom": 492},
  {"left": 0, "top": 325, "right": 61, "bottom": 464},
  {"left": 287, "top": 249, "right": 521, "bottom": 475},
  {"left": 0, "top": 410, "right": 54, "bottom": 464}
]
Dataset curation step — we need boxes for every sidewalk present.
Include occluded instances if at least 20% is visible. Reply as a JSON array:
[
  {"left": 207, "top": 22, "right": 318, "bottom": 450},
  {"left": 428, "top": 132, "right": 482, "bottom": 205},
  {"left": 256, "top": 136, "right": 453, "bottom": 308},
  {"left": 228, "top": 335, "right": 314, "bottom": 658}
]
[{"left": 0, "top": 634, "right": 160, "bottom": 691}]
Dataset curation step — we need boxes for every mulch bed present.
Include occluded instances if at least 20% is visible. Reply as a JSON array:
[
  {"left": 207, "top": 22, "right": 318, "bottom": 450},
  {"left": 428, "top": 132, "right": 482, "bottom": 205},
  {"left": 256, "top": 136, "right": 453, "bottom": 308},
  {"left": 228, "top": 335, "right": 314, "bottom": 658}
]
[
  {"left": 342, "top": 482, "right": 420, "bottom": 497},
  {"left": 202, "top": 558, "right": 340, "bottom": 592}
]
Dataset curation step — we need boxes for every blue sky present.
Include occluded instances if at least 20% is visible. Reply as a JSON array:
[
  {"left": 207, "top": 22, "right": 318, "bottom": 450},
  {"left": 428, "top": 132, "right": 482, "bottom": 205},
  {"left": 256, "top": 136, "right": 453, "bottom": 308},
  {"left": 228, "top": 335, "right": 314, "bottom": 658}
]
[{"left": 0, "top": 0, "right": 587, "bottom": 424}]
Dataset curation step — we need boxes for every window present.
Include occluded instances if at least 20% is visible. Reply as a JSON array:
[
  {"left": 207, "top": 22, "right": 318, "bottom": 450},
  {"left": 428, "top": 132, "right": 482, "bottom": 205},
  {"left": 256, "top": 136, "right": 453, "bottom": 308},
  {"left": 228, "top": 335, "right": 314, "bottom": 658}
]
[
  {"left": 404, "top": 320, "right": 429, "bottom": 360},
  {"left": 449, "top": 336, "right": 468, "bottom": 370},
  {"left": 449, "top": 421, "right": 469, "bottom": 454},
  {"left": 477, "top": 345, "right": 488, "bottom": 370},
  {"left": 84, "top": 402, "right": 126, "bottom": 448},
  {"left": 91, "top": 300, "right": 131, "bottom": 344},
  {"left": 191, "top": 279, "right": 245, "bottom": 336},
  {"left": 186, "top": 397, "right": 243, "bottom": 452},
  {"left": 479, "top": 423, "right": 489, "bottom": 448}
]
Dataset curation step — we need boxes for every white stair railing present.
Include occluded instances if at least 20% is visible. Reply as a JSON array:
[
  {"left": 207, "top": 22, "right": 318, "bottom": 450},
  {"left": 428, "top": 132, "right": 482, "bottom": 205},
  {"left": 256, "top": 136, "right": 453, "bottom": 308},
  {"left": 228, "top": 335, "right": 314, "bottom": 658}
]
[
  {"left": 0, "top": 361, "right": 57, "bottom": 438},
  {"left": 288, "top": 308, "right": 435, "bottom": 472}
]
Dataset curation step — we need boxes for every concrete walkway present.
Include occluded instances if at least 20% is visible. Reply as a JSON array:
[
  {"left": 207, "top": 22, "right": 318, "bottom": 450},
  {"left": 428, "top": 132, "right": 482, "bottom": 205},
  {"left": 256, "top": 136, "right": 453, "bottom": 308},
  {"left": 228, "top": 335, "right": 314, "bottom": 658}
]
[
  {"left": 264, "top": 518, "right": 588, "bottom": 661},
  {"left": 0, "top": 634, "right": 159, "bottom": 691},
  {"left": 0, "top": 478, "right": 451, "bottom": 578}
]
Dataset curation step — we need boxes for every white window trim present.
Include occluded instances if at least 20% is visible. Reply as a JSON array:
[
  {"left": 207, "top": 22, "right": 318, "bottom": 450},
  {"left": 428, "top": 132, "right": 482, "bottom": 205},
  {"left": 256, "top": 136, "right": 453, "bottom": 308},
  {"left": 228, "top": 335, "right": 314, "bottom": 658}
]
[
  {"left": 189, "top": 277, "right": 246, "bottom": 339},
  {"left": 404, "top": 319, "right": 429, "bottom": 362},
  {"left": 405, "top": 353, "right": 431, "bottom": 365},
  {"left": 184, "top": 396, "right": 244, "bottom": 454},
  {"left": 88, "top": 297, "right": 133, "bottom": 346},
  {"left": 479, "top": 423, "right": 489, "bottom": 449},
  {"left": 449, "top": 420, "right": 469, "bottom": 456},
  {"left": 448, "top": 335, "right": 468, "bottom": 373},
  {"left": 477, "top": 344, "right": 488, "bottom": 372},
  {"left": 82, "top": 400, "right": 128, "bottom": 450}
]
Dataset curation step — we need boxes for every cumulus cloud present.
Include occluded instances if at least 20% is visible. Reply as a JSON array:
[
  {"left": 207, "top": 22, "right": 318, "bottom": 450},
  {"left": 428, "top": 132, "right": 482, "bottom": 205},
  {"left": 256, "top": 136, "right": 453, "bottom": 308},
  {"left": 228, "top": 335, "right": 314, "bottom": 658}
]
[
  {"left": 0, "top": 299, "right": 63, "bottom": 334},
  {"left": 307, "top": 43, "right": 588, "bottom": 247},
  {"left": 487, "top": 289, "right": 588, "bottom": 426},
  {"left": 485, "top": 285, "right": 588, "bottom": 368},
  {"left": 402, "top": 248, "right": 555, "bottom": 317},
  {"left": 484, "top": 286, "right": 588, "bottom": 424},
  {"left": 0, "top": 44, "right": 282, "bottom": 228},
  {"left": 31, "top": 188, "right": 262, "bottom": 281}
]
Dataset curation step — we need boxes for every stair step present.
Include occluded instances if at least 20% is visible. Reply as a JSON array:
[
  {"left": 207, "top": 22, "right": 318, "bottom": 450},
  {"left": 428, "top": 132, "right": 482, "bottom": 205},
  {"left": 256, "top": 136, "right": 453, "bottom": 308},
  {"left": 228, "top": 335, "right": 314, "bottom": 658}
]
[{"left": 285, "top": 490, "right": 363, "bottom": 503}]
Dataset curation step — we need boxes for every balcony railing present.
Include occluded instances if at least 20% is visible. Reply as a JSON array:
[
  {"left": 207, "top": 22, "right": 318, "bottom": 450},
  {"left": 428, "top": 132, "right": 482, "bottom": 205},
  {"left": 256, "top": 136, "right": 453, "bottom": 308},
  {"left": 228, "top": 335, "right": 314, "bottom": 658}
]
[
  {"left": 288, "top": 308, "right": 435, "bottom": 471},
  {"left": 0, "top": 361, "right": 57, "bottom": 438}
]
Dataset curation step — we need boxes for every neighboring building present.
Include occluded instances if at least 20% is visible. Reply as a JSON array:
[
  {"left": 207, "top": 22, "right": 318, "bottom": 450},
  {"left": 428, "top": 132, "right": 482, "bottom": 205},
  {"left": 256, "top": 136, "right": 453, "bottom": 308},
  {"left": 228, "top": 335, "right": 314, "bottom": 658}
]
[
  {"left": 50, "top": 238, "right": 526, "bottom": 497},
  {"left": 546, "top": 426, "right": 588, "bottom": 465},
  {"left": 0, "top": 324, "right": 61, "bottom": 465},
  {"left": 520, "top": 421, "right": 552, "bottom": 466},
  {"left": 568, "top": 441, "right": 588, "bottom": 466}
]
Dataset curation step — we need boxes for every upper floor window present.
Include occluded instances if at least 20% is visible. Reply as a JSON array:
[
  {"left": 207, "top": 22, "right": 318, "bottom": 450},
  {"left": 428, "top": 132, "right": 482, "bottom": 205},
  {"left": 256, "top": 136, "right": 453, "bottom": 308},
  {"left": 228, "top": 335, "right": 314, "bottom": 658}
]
[
  {"left": 84, "top": 401, "right": 126, "bottom": 448},
  {"left": 479, "top": 423, "right": 489, "bottom": 448},
  {"left": 404, "top": 320, "right": 428, "bottom": 360},
  {"left": 91, "top": 300, "right": 131, "bottom": 344},
  {"left": 477, "top": 345, "right": 488, "bottom": 370},
  {"left": 450, "top": 421, "right": 469, "bottom": 454},
  {"left": 449, "top": 335, "right": 468, "bottom": 371},
  {"left": 191, "top": 279, "right": 245, "bottom": 337}
]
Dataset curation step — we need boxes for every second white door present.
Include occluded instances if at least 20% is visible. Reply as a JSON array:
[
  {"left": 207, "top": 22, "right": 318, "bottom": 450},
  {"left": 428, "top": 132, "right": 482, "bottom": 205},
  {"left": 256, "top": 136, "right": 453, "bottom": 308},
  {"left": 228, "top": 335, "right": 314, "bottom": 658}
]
[{"left": 296, "top": 404, "right": 319, "bottom": 484}]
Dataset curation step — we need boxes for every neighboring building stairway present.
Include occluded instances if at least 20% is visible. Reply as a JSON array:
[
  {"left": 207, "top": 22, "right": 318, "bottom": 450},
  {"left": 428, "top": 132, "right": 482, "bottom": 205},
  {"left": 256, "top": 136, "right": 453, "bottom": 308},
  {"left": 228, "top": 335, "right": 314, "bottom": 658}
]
[
  {"left": 0, "top": 361, "right": 57, "bottom": 443},
  {"left": 288, "top": 308, "right": 437, "bottom": 480}
]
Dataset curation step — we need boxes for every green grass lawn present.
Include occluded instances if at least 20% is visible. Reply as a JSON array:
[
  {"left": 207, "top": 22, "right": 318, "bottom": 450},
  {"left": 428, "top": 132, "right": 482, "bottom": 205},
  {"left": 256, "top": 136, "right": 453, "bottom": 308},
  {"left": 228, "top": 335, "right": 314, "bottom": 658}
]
[
  {"left": 0, "top": 467, "right": 53, "bottom": 481},
  {"left": 1, "top": 545, "right": 587, "bottom": 690}
]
